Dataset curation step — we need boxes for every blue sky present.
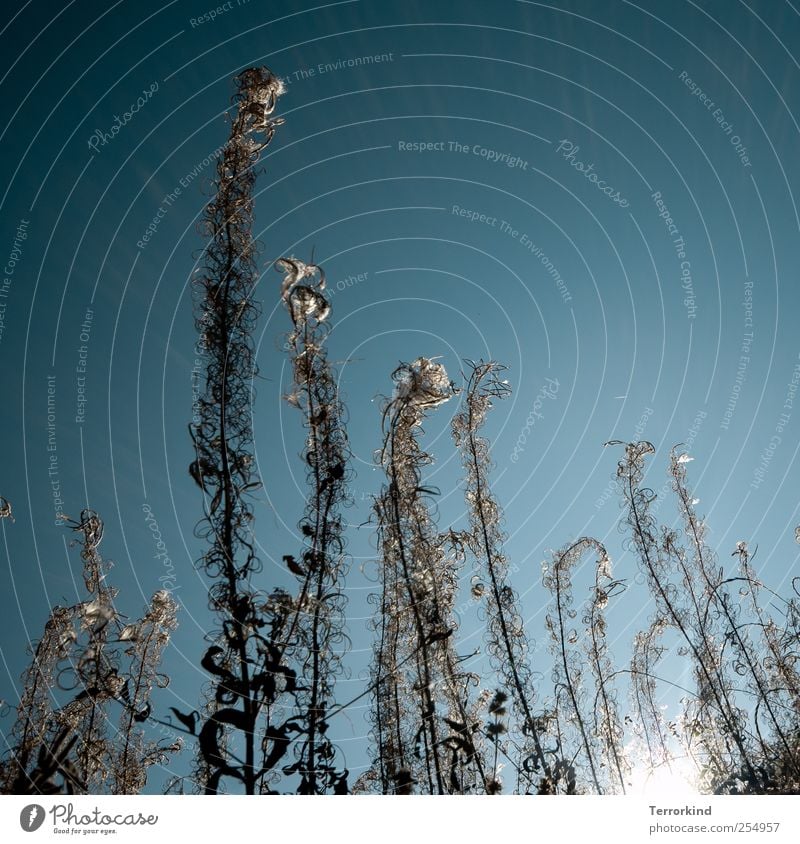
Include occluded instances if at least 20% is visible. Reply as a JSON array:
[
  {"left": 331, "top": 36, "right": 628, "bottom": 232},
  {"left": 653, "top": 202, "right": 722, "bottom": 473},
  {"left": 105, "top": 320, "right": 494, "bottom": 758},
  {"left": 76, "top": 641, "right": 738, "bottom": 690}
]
[{"left": 1, "top": 0, "right": 800, "bottom": 791}]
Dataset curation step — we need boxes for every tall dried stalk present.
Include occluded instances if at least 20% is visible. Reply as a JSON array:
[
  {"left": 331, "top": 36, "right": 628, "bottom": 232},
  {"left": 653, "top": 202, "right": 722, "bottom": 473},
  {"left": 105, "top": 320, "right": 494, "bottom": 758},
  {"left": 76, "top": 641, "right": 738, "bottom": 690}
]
[
  {"left": 627, "top": 616, "right": 673, "bottom": 776},
  {"left": 543, "top": 537, "right": 612, "bottom": 793},
  {"left": 366, "top": 358, "right": 485, "bottom": 794},
  {"left": 583, "top": 552, "right": 628, "bottom": 793},
  {"left": 451, "top": 361, "right": 551, "bottom": 792},
  {"left": 189, "top": 66, "right": 289, "bottom": 794},
  {"left": 735, "top": 542, "right": 800, "bottom": 722},
  {"left": 111, "top": 589, "right": 179, "bottom": 794},
  {"left": 278, "top": 257, "right": 349, "bottom": 794}
]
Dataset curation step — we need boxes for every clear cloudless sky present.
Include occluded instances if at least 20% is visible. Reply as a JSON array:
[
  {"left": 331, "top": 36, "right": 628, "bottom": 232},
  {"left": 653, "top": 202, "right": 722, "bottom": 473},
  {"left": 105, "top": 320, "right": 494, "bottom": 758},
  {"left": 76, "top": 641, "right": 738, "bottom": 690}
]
[{"left": 1, "top": 0, "right": 799, "bottom": 791}]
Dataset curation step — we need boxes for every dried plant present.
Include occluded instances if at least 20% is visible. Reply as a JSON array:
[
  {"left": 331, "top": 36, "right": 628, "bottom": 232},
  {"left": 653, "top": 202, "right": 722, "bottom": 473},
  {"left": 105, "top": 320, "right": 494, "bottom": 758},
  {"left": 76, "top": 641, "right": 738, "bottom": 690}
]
[
  {"left": 670, "top": 452, "right": 798, "bottom": 787},
  {"left": 583, "top": 547, "right": 629, "bottom": 793},
  {"left": 627, "top": 615, "right": 673, "bottom": 776},
  {"left": 609, "top": 442, "right": 746, "bottom": 781},
  {"left": 543, "top": 537, "right": 614, "bottom": 793},
  {"left": 734, "top": 542, "right": 800, "bottom": 721},
  {"left": 363, "top": 358, "right": 487, "bottom": 794},
  {"left": 111, "top": 588, "right": 180, "bottom": 794},
  {"left": 278, "top": 256, "right": 350, "bottom": 794},
  {"left": 451, "top": 361, "right": 551, "bottom": 792},
  {"left": 0, "top": 496, "right": 13, "bottom": 521},
  {"left": 6, "top": 60, "right": 800, "bottom": 801},
  {"left": 0, "top": 510, "right": 179, "bottom": 795},
  {"left": 609, "top": 441, "right": 800, "bottom": 793},
  {"left": 354, "top": 371, "right": 800, "bottom": 796},
  {"left": 187, "top": 65, "right": 294, "bottom": 795},
  {"left": 0, "top": 603, "right": 79, "bottom": 794}
]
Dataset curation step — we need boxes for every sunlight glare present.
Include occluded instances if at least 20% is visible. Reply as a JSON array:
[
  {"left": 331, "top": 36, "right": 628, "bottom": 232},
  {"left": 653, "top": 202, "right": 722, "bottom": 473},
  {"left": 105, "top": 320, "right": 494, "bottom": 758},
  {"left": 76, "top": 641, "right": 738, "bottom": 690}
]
[{"left": 627, "top": 759, "right": 699, "bottom": 797}]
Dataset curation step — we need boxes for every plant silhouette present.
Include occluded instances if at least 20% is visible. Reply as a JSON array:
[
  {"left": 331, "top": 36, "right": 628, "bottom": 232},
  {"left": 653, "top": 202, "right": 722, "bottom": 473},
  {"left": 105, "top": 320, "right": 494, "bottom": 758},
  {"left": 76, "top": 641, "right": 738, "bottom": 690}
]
[{"left": 3, "top": 65, "right": 799, "bottom": 797}]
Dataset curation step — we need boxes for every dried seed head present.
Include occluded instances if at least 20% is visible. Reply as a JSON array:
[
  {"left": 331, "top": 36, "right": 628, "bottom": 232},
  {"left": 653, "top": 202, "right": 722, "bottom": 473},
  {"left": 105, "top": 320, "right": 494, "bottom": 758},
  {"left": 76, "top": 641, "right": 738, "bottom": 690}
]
[{"left": 393, "top": 357, "right": 453, "bottom": 408}]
